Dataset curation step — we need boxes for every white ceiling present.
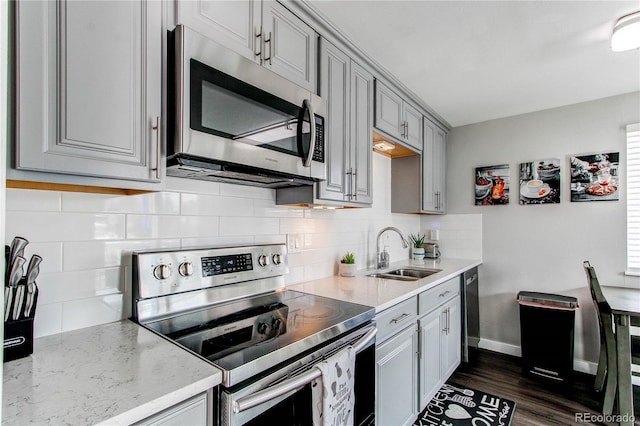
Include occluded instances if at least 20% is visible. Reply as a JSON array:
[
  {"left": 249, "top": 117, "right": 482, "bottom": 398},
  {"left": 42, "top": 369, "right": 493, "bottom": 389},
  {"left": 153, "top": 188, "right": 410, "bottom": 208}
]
[{"left": 306, "top": 0, "right": 640, "bottom": 127}]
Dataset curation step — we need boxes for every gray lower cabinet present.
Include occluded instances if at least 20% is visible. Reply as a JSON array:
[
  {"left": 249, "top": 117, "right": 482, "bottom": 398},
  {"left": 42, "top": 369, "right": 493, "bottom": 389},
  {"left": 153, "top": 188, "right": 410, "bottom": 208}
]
[
  {"left": 417, "top": 277, "right": 462, "bottom": 409},
  {"left": 376, "top": 323, "right": 419, "bottom": 426},
  {"left": 176, "top": 0, "right": 317, "bottom": 93},
  {"left": 375, "top": 297, "right": 418, "bottom": 426},
  {"left": 134, "top": 392, "right": 209, "bottom": 426},
  {"left": 15, "top": 0, "right": 163, "bottom": 185},
  {"left": 316, "top": 38, "right": 373, "bottom": 205}
]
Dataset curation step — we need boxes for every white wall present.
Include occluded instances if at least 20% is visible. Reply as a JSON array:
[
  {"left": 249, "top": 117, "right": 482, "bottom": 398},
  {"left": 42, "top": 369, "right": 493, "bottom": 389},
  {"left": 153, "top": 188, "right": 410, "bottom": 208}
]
[
  {"left": 445, "top": 91, "right": 640, "bottom": 371},
  {"left": 4, "top": 154, "right": 420, "bottom": 338}
]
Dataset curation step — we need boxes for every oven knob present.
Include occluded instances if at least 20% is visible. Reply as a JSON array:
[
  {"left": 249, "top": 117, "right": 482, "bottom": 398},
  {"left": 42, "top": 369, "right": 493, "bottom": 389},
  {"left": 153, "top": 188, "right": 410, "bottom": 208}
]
[
  {"left": 258, "top": 255, "right": 270, "bottom": 267},
  {"left": 178, "top": 261, "right": 193, "bottom": 277},
  {"left": 257, "top": 322, "right": 269, "bottom": 335},
  {"left": 153, "top": 264, "right": 171, "bottom": 280},
  {"left": 272, "top": 253, "right": 283, "bottom": 265},
  {"left": 272, "top": 318, "right": 282, "bottom": 330}
]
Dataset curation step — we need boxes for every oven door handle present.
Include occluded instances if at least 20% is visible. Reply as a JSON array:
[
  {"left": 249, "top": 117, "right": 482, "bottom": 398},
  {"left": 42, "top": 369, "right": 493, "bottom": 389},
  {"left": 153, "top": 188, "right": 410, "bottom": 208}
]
[{"left": 232, "top": 327, "right": 377, "bottom": 414}]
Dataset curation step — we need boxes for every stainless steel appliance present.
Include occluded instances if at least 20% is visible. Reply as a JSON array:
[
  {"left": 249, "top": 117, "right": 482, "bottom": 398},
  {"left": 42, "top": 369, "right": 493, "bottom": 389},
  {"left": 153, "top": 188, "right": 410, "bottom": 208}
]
[
  {"left": 167, "top": 25, "right": 326, "bottom": 188},
  {"left": 424, "top": 242, "right": 441, "bottom": 259},
  {"left": 462, "top": 267, "right": 479, "bottom": 363},
  {"left": 132, "top": 244, "right": 376, "bottom": 426}
]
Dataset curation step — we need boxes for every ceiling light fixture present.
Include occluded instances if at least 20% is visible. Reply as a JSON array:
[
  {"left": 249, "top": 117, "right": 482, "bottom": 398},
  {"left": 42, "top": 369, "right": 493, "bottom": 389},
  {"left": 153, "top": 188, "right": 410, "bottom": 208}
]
[{"left": 611, "top": 10, "right": 640, "bottom": 52}]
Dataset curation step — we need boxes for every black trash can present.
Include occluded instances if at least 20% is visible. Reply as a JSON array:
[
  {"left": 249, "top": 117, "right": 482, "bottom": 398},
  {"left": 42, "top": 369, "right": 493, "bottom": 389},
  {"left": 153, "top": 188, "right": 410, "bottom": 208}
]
[{"left": 517, "top": 291, "right": 579, "bottom": 383}]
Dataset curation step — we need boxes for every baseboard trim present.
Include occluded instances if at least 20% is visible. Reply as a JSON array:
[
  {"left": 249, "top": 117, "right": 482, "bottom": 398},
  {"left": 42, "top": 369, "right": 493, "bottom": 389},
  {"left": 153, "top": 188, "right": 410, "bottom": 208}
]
[{"left": 478, "top": 338, "right": 598, "bottom": 375}]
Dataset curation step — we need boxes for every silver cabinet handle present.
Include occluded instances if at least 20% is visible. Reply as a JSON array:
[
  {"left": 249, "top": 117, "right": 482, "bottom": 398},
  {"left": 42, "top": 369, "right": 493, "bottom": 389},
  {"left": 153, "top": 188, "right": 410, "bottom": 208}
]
[
  {"left": 391, "top": 313, "right": 410, "bottom": 324},
  {"left": 438, "top": 290, "right": 451, "bottom": 298},
  {"left": 254, "top": 29, "right": 262, "bottom": 60},
  {"left": 151, "top": 116, "right": 160, "bottom": 180},
  {"left": 352, "top": 168, "right": 357, "bottom": 201},
  {"left": 263, "top": 31, "right": 272, "bottom": 65},
  {"left": 233, "top": 328, "right": 377, "bottom": 414},
  {"left": 405, "top": 121, "right": 409, "bottom": 139},
  {"left": 466, "top": 275, "right": 477, "bottom": 285},
  {"left": 345, "top": 168, "right": 353, "bottom": 199}
]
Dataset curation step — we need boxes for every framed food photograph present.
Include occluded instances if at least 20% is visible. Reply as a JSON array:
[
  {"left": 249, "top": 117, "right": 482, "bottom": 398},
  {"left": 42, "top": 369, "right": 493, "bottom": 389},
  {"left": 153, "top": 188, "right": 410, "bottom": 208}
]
[
  {"left": 475, "top": 164, "right": 509, "bottom": 205},
  {"left": 570, "top": 152, "right": 619, "bottom": 202},
  {"left": 519, "top": 158, "right": 560, "bottom": 205}
]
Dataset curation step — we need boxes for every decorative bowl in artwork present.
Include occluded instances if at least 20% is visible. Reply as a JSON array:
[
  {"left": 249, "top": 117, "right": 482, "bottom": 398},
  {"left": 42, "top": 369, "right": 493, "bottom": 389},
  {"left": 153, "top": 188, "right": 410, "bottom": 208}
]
[{"left": 475, "top": 177, "right": 492, "bottom": 198}]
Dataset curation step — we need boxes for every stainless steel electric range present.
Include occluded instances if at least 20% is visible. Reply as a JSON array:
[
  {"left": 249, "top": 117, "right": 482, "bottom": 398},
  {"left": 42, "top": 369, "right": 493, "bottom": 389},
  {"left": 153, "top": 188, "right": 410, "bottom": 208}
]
[{"left": 131, "top": 244, "right": 376, "bottom": 426}]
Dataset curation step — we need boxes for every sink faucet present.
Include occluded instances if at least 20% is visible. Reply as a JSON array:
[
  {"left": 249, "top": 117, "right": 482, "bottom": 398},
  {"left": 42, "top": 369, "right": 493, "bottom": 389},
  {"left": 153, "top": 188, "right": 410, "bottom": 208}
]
[{"left": 376, "top": 227, "right": 409, "bottom": 269}]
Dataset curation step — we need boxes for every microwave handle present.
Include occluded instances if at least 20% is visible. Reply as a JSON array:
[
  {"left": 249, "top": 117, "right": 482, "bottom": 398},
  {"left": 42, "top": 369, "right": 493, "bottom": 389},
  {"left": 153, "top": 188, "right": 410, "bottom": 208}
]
[
  {"left": 232, "top": 327, "right": 377, "bottom": 414},
  {"left": 302, "top": 99, "right": 316, "bottom": 167}
]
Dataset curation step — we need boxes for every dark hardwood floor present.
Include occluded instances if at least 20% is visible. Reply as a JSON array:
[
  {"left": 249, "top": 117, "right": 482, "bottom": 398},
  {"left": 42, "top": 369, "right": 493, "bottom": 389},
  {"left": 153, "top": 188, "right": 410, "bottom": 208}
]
[{"left": 448, "top": 349, "right": 639, "bottom": 425}]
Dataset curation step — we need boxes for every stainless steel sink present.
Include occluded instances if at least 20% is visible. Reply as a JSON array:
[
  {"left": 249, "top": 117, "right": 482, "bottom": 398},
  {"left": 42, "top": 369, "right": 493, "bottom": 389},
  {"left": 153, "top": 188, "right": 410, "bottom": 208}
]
[
  {"left": 366, "top": 268, "right": 441, "bottom": 281},
  {"left": 366, "top": 273, "right": 419, "bottom": 281},
  {"left": 386, "top": 268, "right": 441, "bottom": 278}
]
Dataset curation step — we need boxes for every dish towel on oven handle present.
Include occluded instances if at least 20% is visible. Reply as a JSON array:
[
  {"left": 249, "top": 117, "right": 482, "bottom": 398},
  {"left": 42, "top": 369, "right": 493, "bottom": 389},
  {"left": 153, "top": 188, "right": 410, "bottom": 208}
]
[{"left": 312, "top": 346, "right": 356, "bottom": 426}]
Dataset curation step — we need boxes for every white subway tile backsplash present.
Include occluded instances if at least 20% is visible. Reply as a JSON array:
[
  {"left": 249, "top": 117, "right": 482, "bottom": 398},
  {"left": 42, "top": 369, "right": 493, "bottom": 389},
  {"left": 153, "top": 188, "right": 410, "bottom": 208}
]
[
  {"left": 181, "top": 193, "right": 253, "bottom": 217},
  {"left": 17, "top": 242, "right": 63, "bottom": 273},
  {"left": 63, "top": 239, "right": 182, "bottom": 271},
  {"left": 254, "top": 199, "right": 305, "bottom": 218},
  {"left": 61, "top": 294, "right": 124, "bottom": 333},
  {"left": 126, "top": 215, "right": 219, "bottom": 239},
  {"left": 37, "top": 268, "right": 122, "bottom": 304},
  {"left": 62, "top": 192, "right": 180, "bottom": 215},
  {"left": 6, "top": 189, "right": 62, "bottom": 211},
  {"left": 5, "top": 211, "right": 125, "bottom": 242},
  {"left": 254, "top": 234, "right": 287, "bottom": 245},
  {"left": 219, "top": 217, "right": 279, "bottom": 236},
  {"left": 181, "top": 236, "right": 255, "bottom": 248},
  {"left": 34, "top": 303, "right": 63, "bottom": 338}
]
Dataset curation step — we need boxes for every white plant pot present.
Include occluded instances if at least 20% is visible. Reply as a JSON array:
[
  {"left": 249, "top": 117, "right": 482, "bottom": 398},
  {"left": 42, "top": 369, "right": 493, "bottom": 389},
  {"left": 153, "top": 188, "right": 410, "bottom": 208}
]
[
  {"left": 412, "top": 247, "right": 425, "bottom": 260},
  {"left": 339, "top": 263, "right": 357, "bottom": 277}
]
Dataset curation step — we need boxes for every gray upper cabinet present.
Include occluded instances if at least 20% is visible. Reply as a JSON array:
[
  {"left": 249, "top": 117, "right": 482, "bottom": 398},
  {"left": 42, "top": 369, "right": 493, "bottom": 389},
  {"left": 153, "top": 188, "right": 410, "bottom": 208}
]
[
  {"left": 422, "top": 118, "right": 447, "bottom": 213},
  {"left": 16, "top": 0, "right": 163, "bottom": 184},
  {"left": 374, "top": 80, "right": 422, "bottom": 152},
  {"left": 316, "top": 39, "right": 373, "bottom": 205},
  {"left": 177, "top": 0, "right": 317, "bottom": 93}
]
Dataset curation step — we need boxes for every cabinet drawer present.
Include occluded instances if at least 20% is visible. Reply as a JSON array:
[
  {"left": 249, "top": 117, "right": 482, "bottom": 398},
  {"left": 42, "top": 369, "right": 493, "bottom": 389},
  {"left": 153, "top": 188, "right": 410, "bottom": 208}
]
[
  {"left": 376, "top": 297, "right": 417, "bottom": 343},
  {"left": 418, "top": 276, "right": 460, "bottom": 316}
]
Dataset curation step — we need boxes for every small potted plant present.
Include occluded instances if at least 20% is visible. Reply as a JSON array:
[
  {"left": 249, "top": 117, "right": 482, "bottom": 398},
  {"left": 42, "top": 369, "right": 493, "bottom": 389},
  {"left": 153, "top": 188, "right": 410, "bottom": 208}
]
[
  {"left": 409, "top": 233, "right": 426, "bottom": 260},
  {"left": 339, "top": 252, "right": 357, "bottom": 277}
]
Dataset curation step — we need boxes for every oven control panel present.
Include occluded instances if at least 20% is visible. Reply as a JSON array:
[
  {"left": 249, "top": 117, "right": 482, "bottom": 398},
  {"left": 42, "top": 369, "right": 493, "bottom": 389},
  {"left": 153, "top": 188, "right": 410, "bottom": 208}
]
[{"left": 133, "top": 244, "right": 288, "bottom": 300}]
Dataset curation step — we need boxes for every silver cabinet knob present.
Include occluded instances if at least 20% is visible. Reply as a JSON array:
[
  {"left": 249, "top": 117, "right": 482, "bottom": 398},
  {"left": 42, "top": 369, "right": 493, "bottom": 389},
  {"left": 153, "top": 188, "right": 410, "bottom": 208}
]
[
  {"left": 178, "top": 261, "right": 193, "bottom": 277},
  {"left": 272, "top": 253, "right": 282, "bottom": 265},
  {"left": 153, "top": 264, "right": 171, "bottom": 280},
  {"left": 258, "top": 255, "right": 270, "bottom": 267}
]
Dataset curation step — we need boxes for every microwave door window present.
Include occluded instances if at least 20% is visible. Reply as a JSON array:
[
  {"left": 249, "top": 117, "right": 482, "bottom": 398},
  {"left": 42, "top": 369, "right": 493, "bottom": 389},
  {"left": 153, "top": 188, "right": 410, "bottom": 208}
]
[{"left": 190, "top": 59, "right": 305, "bottom": 159}]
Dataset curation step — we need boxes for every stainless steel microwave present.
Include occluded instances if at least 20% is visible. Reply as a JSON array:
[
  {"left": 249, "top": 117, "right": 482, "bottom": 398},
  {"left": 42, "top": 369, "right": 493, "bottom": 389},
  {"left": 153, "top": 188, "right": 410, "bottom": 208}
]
[{"left": 167, "top": 25, "right": 326, "bottom": 188}]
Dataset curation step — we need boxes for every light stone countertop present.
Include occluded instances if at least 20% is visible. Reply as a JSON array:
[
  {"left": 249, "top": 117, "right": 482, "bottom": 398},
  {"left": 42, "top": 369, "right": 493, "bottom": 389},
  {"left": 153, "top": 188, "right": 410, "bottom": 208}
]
[
  {"left": 287, "top": 257, "right": 482, "bottom": 312},
  {"left": 2, "top": 320, "right": 222, "bottom": 425}
]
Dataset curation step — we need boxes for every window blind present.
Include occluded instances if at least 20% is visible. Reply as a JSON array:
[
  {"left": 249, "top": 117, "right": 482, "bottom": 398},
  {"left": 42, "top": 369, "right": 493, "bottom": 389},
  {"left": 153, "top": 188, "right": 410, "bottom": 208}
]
[{"left": 626, "top": 123, "right": 640, "bottom": 274}]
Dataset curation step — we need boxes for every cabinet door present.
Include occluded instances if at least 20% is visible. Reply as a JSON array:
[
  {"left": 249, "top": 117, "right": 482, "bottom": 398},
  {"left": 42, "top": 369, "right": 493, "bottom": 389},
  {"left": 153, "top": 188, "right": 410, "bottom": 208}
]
[
  {"left": 17, "top": 0, "right": 162, "bottom": 182},
  {"left": 376, "top": 324, "right": 418, "bottom": 426},
  {"left": 434, "top": 127, "right": 447, "bottom": 212},
  {"left": 262, "top": 1, "right": 317, "bottom": 93},
  {"left": 176, "top": 0, "right": 261, "bottom": 62},
  {"left": 403, "top": 103, "right": 423, "bottom": 152},
  {"left": 422, "top": 118, "right": 446, "bottom": 213},
  {"left": 350, "top": 61, "right": 374, "bottom": 204},
  {"left": 441, "top": 295, "right": 461, "bottom": 379},
  {"left": 374, "top": 81, "right": 403, "bottom": 140},
  {"left": 317, "top": 39, "right": 349, "bottom": 202},
  {"left": 419, "top": 308, "right": 442, "bottom": 410},
  {"left": 135, "top": 392, "right": 208, "bottom": 426}
]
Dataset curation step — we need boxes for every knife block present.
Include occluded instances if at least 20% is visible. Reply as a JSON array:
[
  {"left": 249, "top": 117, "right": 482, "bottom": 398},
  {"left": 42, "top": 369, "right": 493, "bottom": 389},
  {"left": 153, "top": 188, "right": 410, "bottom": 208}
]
[{"left": 3, "top": 317, "right": 34, "bottom": 362}]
